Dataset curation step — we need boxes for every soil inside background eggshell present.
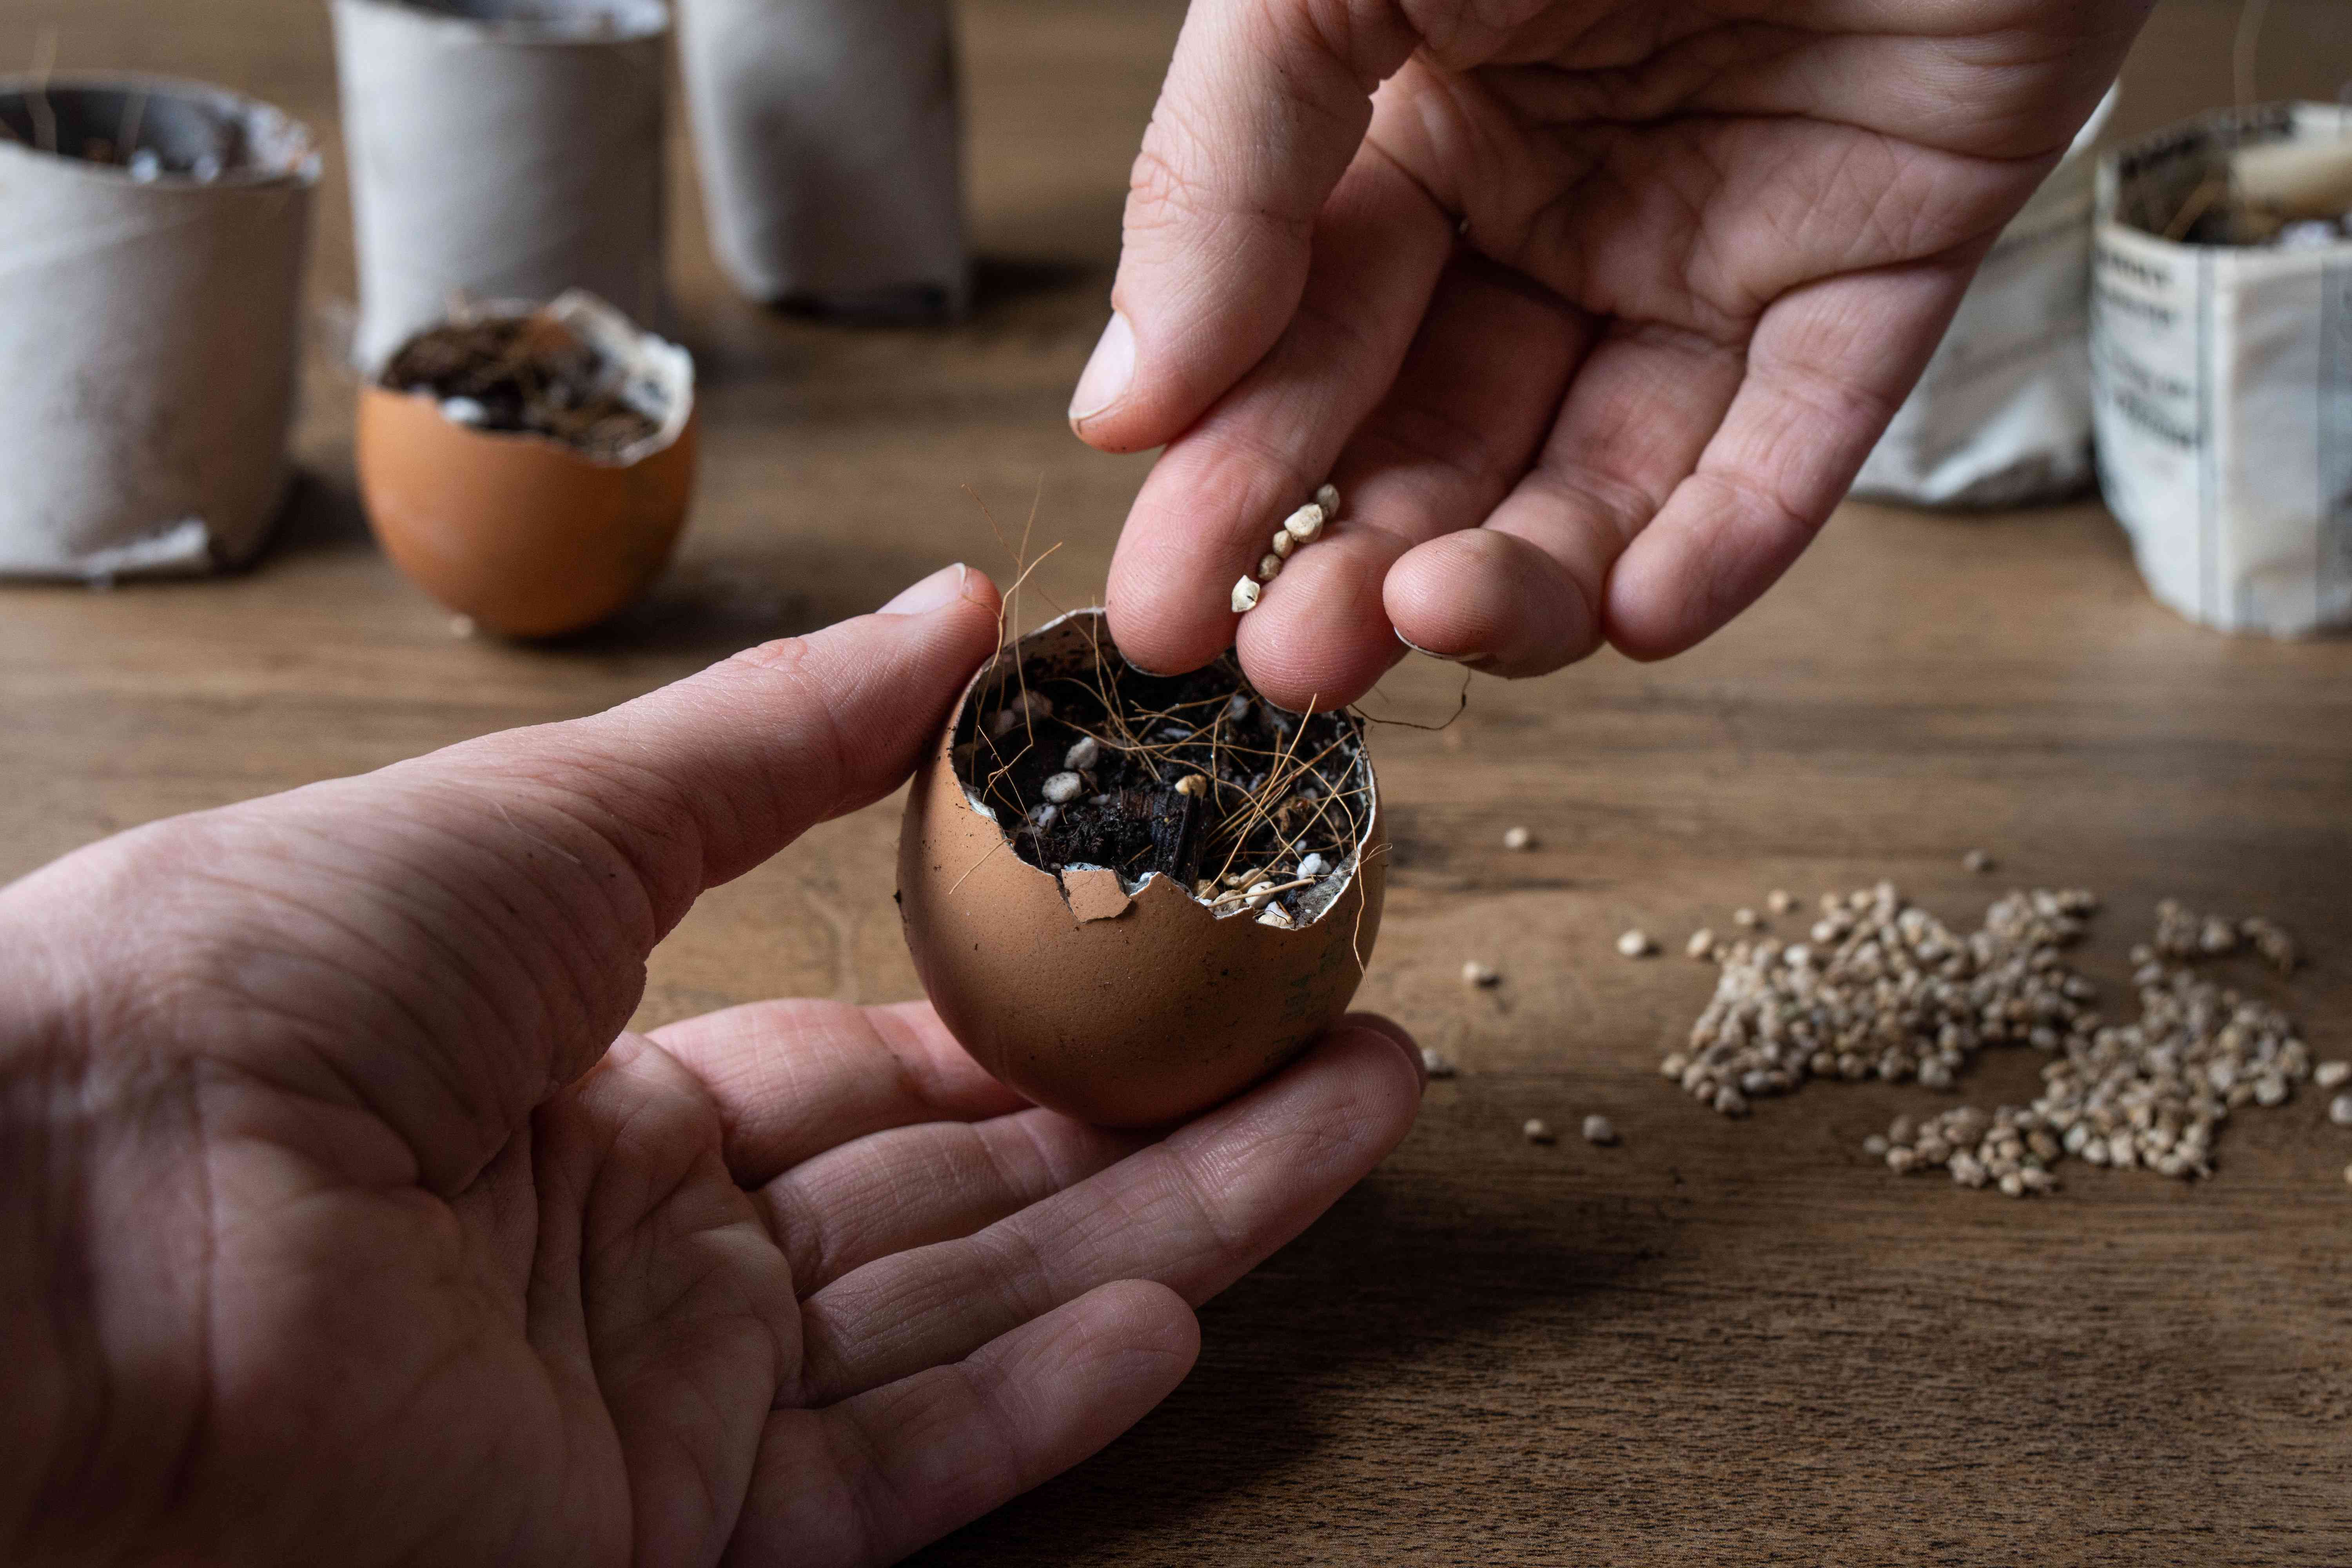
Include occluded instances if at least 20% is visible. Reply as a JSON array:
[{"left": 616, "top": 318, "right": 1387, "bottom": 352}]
[
  {"left": 382, "top": 313, "right": 662, "bottom": 459},
  {"left": 956, "top": 642, "right": 1371, "bottom": 927},
  {"left": 0, "top": 82, "right": 309, "bottom": 180}
]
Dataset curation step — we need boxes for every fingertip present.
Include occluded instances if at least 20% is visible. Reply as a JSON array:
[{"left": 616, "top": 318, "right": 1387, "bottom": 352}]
[
  {"left": 1387, "top": 530, "right": 1599, "bottom": 678},
  {"left": 1103, "top": 570, "right": 1232, "bottom": 680},
  {"left": 1336, "top": 1011, "right": 1426, "bottom": 1090},
  {"left": 1232, "top": 549, "right": 1405, "bottom": 713},
  {"left": 1311, "top": 1016, "right": 1427, "bottom": 1140}
]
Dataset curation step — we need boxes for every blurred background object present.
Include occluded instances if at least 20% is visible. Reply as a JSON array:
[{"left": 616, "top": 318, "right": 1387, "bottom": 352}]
[
  {"left": 2093, "top": 101, "right": 2352, "bottom": 637},
  {"left": 333, "top": 0, "right": 671, "bottom": 369},
  {"left": 1851, "top": 89, "right": 2119, "bottom": 510},
  {"left": 680, "top": 0, "right": 968, "bottom": 318},
  {"left": 0, "top": 75, "right": 316, "bottom": 581}
]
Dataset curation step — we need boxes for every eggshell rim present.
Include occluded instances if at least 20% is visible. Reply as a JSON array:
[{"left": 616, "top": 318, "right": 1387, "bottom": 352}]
[
  {"left": 374, "top": 289, "right": 695, "bottom": 469},
  {"left": 938, "top": 607, "right": 1383, "bottom": 936}
]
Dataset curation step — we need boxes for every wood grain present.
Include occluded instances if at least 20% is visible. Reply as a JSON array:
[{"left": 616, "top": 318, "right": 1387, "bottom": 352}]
[{"left": 2, "top": 1, "right": 2348, "bottom": 1561}]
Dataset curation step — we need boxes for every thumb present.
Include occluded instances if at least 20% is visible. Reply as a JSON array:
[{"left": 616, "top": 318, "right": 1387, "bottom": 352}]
[
  {"left": 2, "top": 565, "right": 1002, "bottom": 1192},
  {"left": 1067, "top": 0, "right": 1419, "bottom": 453}
]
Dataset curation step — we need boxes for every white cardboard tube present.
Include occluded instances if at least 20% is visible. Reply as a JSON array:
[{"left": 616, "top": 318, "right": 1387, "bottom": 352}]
[
  {"left": 0, "top": 76, "right": 318, "bottom": 581},
  {"left": 333, "top": 0, "right": 671, "bottom": 370},
  {"left": 680, "top": 0, "right": 968, "bottom": 315}
]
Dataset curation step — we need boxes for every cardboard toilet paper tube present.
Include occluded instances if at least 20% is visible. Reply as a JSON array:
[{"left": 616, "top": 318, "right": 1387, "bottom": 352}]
[
  {"left": 0, "top": 76, "right": 318, "bottom": 581},
  {"left": 334, "top": 0, "right": 671, "bottom": 370},
  {"left": 681, "top": 0, "right": 967, "bottom": 315}
]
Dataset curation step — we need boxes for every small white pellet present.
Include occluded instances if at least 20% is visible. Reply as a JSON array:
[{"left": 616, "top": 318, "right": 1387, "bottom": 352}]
[
  {"left": 1270, "top": 530, "right": 1296, "bottom": 558},
  {"left": 1767, "top": 889, "right": 1795, "bottom": 915},
  {"left": 1258, "top": 554, "right": 1284, "bottom": 581},
  {"left": 1028, "top": 803, "right": 1058, "bottom": 826},
  {"left": 1581, "top": 1114, "right": 1617, "bottom": 1146},
  {"left": 441, "top": 396, "right": 490, "bottom": 426},
  {"left": 1063, "top": 735, "right": 1100, "bottom": 771},
  {"left": 1040, "top": 771, "right": 1084, "bottom": 804},
  {"left": 1231, "top": 576, "right": 1261, "bottom": 613},
  {"left": 1686, "top": 929, "right": 1717, "bottom": 960},
  {"left": 1523, "top": 1118, "right": 1555, "bottom": 1145},
  {"left": 1296, "top": 853, "right": 1326, "bottom": 878},
  {"left": 1315, "top": 482, "right": 1340, "bottom": 515},
  {"left": 2331, "top": 1094, "right": 2352, "bottom": 1128},
  {"left": 1963, "top": 849, "right": 1995, "bottom": 874},
  {"left": 1420, "top": 1047, "right": 1456, "bottom": 1080},
  {"left": 1733, "top": 907, "right": 1760, "bottom": 929},
  {"left": 1281, "top": 503, "right": 1325, "bottom": 543},
  {"left": 1502, "top": 826, "right": 1532, "bottom": 851},
  {"left": 1225, "top": 693, "right": 1250, "bottom": 723},
  {"left": 1174, "top": 773, "right": 1209, "bottom": 797},
  {"left": 2318, "top": 1061, "right": 2350, "bottom": 1089},
  {"left": 1615, "top": 929, "right": 1655, "bottom": 958},
  {"left": 1462, "top": 960, "right": 1499, "bottom": 987}
]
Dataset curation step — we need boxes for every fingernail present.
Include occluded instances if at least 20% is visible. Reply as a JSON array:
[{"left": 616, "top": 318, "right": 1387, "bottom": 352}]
[
  {"left": 1395, "top": 629, "right": 1476, "bottom": 664},
  {"left": 881, "top": 563, "right": 972, "bottom": 617},
  {"left": 1068, "top": 310, "right": 1134, "bottom": 426}
]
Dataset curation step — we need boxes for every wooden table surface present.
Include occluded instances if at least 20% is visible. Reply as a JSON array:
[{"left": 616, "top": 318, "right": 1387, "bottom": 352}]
[{"left": 6, "top": 0, "right": 2352, "bottom": 1560}]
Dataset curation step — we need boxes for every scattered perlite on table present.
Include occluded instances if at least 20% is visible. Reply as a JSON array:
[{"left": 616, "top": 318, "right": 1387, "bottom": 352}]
[
  {"left": 1232, "top": 483, "right": 1339, "bottom": 613},
  {"left": 1660, "top": 884, "right": 2323, "bottom": 1197}
]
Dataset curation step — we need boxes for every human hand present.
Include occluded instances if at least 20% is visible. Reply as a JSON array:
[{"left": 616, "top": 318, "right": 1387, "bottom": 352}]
[
  {"left": 0, "top": 565, "right": 1424, "bottom": 1566},
  {"left": 1078, "top": 0, "right": 2149, "bottom": 708}
]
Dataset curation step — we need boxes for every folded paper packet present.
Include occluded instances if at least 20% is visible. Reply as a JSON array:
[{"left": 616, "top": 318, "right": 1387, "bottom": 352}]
[
  {"left": 0, "top": 76, "right": 318, "bottom": 581},
  {"left": 2091, "top": 102, "right": 2352, "bottom": 637},
  {"left": 1852, "top": 87, "right": 2118, "bottom": 508}
]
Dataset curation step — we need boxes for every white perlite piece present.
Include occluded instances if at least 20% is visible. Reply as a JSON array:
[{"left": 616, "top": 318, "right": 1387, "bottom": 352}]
[
  {"left": 1039, "top": 771, "right": 1085, "bottom": 804},
  {"left": 1733, "top": 908, "right": 1760, "bottom": 929},
  {"left": 1503, "top": 826, "right": 1532, "bottom": 851},
  {"left": 1523, "top": 1118, "right": 1555, "bottom": 1144},
  {"left": 1463, "top": 960, "right": 1499, "bottom": 988},
  {"left": 2332, "top": 1095, "right": 2352, "bottom": 1128},
  {"left": 1767, "top": 890, "right": 1795, "bottom": 915},
  {"left": 1581, "top": 1114, "right": 1617, "bottom": 1146},
  {"left": 1963, "top": 849, "right": 1996, "bottom": 874},
  {"left": 1231, "top": 576, "right": 1261, "bottom": 613},
  {"left": 2316, "top": 1061, "right": 2350, "bottom": 1089},
  {"left": 1686, "top": 929, "right": 1717, "bottom": 961},
  {"left": 1420, "top": 1047, "right": 1456, "bottom": 1079},
  {"left": 1616, "top": 930, "right": 1655, "bottom": 958},
  {"left": 1063, "top": 735, "right": 1100, "bottom": 771},
  {"left": 1668, "top": 883, "right": 2315, "bottom": 1196},
  {"left": 1296, "top": 853, "right": 1325, "bottom": 878}
]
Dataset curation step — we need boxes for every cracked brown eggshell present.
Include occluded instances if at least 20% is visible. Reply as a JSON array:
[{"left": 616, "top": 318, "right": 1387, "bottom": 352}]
[
  {"left": 356, "top": 290, "right": 697, "bottom": 638},
  {"left": 897, "top": 610, "right": 1386, "bottom": 1128}
]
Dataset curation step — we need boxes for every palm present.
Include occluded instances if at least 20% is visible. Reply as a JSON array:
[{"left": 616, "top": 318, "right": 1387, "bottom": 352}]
[
  {"left": 1091, "top": 0, "right": 2146, "bottom": 706},
  {"left": 4, "top": 579, "right": 1423, "bottom": 1566}
]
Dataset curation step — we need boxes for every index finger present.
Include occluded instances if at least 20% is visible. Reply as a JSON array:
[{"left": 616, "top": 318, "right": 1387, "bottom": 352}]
[{"left": 1067, "top": 0, "right": 1422, "bottom": 455}]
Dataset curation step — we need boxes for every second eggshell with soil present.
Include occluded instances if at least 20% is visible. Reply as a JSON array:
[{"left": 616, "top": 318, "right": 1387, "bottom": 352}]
[{"left": 897, "top": 610, "right": 1387, "bottom": 1127}]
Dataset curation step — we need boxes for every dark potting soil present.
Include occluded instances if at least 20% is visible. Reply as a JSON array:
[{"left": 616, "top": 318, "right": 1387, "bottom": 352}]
[
  {"left": 956, "top": 651, "right": 1370, "bottom": 920},
  {"left": 383, "top": 316, "right": 661, "bottom": 460}
]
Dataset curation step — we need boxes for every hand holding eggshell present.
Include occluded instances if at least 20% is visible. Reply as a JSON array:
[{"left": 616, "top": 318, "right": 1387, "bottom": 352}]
[{"left": 0, "top": 564, "right": 1424, "bottom": 1563}]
